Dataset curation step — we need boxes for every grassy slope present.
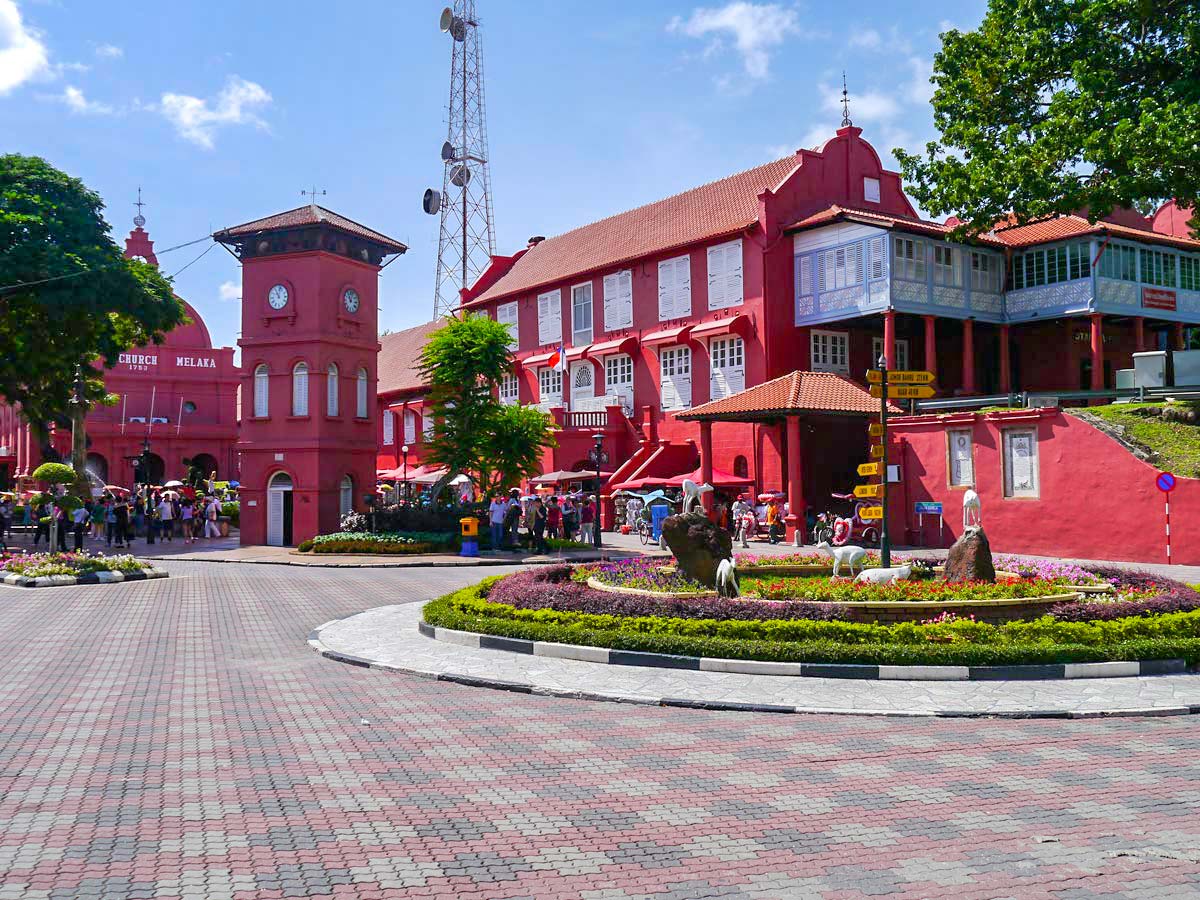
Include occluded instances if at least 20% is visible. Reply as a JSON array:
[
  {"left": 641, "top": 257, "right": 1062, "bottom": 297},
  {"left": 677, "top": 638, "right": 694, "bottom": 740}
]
[{"left": 1082, "top": 402, "right": 1200, "bottom": 478}]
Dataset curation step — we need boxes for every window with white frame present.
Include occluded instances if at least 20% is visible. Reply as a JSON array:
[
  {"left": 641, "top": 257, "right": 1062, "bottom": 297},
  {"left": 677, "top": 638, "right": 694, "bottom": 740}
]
[
  {"left": 709, "top": 336, "right": 745, "bottom": 400},
  {"left": 947, "top": 429, "right": 974, "bottom": 487},
  {"left": 571, "top": 283, "right": 593, "bottom": 344},
  {"left": 1014, "top": 243, "right": 1093, "bottom": 289},
  {"left": 496, "top": 301, "right": 519, "bottom": 349},
  {"left": 818, "top": 244, "right": 862, "bottom": 292},
  {"left": 605, "top": 354, "right": 634, "bottom": 410},
  {"left": 403, "top": 408, "right": 416, "bottom": 444},
  {"left": 1140, "top": 248, "right": 1178, "bottom": 287},
  {"left": 602, "top": 270, "right": 633, "bottom": 331},
  {"left": 537, "top": 289, "right": 562, "bottom": 346},
  {"left": 1003, "top": 428, "right": 1039, "bottom": 498},
  {"left": 867, "top": 236, "right": 887, "bottom": 280},
  {"left": 339, "top": 475, "right": 354, "bottom": 517},
  {"left": 538, "top": 366, "right": 563, "bottom": 405},
  {"left": 382, "top": 409, "right": 394, "bottom": 444},
  {"left": 863, "top": 177, "right": 881, "bottom": 203},
  {"left": 970, "top": 252, "right": 1001, "bottom": 293},
  {"left": 871, "top": 336, "right": 909, "bottom": 371},
  {"left": 253, "top": 365, "right": 269, "bottom": 417},
  {"left": 933, "top": 245, "right": 959, "bottom": 286},
  {"left": 421, "top": 411, "right": 434, "bottom": 442},
  {"left": 326, "top": 363, "right": 339, "bottom": 415},
  {"left": 810, "top": 330, "right": 849, "bottom": 373},
  {"left": 1182, "top": 255, "right": 1200, "bottom": 292},
  {"left": 657, "top": 255, "right": 692, "bottom": 321},
  {"left": 659, "top": 345, "right": 692, "bottom": 411},
  {"left": 1097, "top": 243, "right": 1136, "bottom": 282},
  {"left": 291, "top": 362, "right": 308, "bottom": 416},
  {"left": 706, "top": 239, "right": 744, "bottom": 310},
  {"left": 499, "top": 372, "right": 519, "bottom": 405},
  {"left": 356, "top": 368, "right": 368, "bottom": 417},
  {"left": 893, "top": 237, "right": 925, "bottom": 281}
]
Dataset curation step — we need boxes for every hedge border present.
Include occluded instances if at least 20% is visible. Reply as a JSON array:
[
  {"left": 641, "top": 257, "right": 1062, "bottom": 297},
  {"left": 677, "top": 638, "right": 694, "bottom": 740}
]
[{"left": 0, "top": 567, "right": 168, "bottom": 588}]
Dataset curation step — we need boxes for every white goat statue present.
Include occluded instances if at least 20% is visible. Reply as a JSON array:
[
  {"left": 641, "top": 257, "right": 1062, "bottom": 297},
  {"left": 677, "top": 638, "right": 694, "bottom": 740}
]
[
  {"left": 855, "top": 564, "right": 913, "bottom": 585},
  {"left": 681, "top": 478, "right": 714, "bottom": 515},
  {"left": 962, "top": 488, "right": 982, "bottom": 531},
  {"left": 715, "top": 557, "right": 740, "bottom": 598},
  {"left": 814, "top": 540, "right": 867, "bottom": 578}
]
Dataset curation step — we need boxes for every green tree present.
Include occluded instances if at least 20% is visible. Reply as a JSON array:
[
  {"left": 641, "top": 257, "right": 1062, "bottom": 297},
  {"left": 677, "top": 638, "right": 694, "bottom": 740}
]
[
  {"left": 0, "top": 155, "right": 187, "bottom": 428},
  {"left": 419, "top": 314, "right": 556, "bottom": 496},
  {"left": 895, "top": 1, "right": 1200, "bottom": 235}
]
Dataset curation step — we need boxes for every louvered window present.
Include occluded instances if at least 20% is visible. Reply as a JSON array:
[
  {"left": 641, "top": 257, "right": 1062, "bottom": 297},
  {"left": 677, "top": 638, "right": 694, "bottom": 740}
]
[
  {"left": 356, "top": 368, "right": 368, "bottom": 418},
  {"left": 894, "top": 237, "right": 926, "bottom": 281},
  {"left": 706, "top": 239, "right": 744, "bottom": 310},
  {"left": 602, "top": 270, "right": 633, "bottom": 331},
  {"left": 658, "top": 345, "right": 692, "bottom": 411},
  {"left": 496, "top": 301, "right": 519, "bottom": 349},
  {"left": 326, "top": 363, "right": 339, "bottom": 415},
  {"left": 253, "top": 365, "right": 269, "bottom": 418},
  {"left": 403, "top": 409, "right": 416, "bottom": 444},
  {"left": 657, "top": 255, "right": 692, "bottom": 321},
  {"left": 537, "top": 290, "right": 562, "bottom": 346},
  {"left": 291, "top": 362, "right": 308, "bottom": 416},
  {"left": 382, "top": 409, "right": 394, "bottom": 445},
  {"left": 709, "top": 337, "right": 745, "bottom": 400},
  {"left": 868, "top": 236, "right": 886, "bottom": 280}
]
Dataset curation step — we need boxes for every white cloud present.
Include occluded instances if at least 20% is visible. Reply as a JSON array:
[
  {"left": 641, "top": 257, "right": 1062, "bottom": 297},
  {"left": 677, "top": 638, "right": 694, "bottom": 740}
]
[
  {"left": 159, "top": 76, "right": 272, "bottom": 149},
  {"left": 94, "top": 43, "right": 122, "bottom": 59},
  {"left": 906, "top": 56, "right": 934, "bottom": 105},
  {"left": 57, "top": 84, "right": 114, "bottom": 115},
  {"left": 0, "top": 0, "right": 49, "bottom": 95},
  {"left": 668, "top": 2, "right": 801, "bottom": 80},
  {"left": 217, "top": 281, "right": 240, "bottom": 302},
  {"left": 849, "top": 28, "right": 881, "bottom": 49},
  {"left": 767, "top": 123, "right": 834, "bottom": 158},
  {"left": 820, "top": 81, "right": 900, "bottom": 122}
]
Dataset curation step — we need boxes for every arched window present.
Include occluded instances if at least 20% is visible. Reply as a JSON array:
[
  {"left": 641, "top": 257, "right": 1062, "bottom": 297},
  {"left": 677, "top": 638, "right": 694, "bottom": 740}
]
[
  {"left": 733, "top": 455, "right": 749, "bottom": 479},
  {"left": 339, "top": 475, "right": 354, "bottom": 517},
  {"left": 292, "top": 361, "right": 309, "bottom": 416},
  {"left": 326, "top": 363, "right": 339, "bottom": 416},
  {"left": 382, "top": 409, "right": 394, "bottom": 445},
  {"left": 254, "top": 365, "right": 269, "bottom": 417},
  {"left": 356, "top": 367, "right": 368, "bottom": 418}
]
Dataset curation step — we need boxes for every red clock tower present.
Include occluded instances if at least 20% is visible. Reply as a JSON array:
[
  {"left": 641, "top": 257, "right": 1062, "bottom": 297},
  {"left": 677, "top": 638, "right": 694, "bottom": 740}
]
[{"left": 214, "top": 205, "right": 407, "bottom": 546}]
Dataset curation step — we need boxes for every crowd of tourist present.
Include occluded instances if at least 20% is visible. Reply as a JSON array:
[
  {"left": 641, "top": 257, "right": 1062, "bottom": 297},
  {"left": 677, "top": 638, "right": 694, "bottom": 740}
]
[{"left": 487, "top": 490, "right": 597, "bottom": 553}]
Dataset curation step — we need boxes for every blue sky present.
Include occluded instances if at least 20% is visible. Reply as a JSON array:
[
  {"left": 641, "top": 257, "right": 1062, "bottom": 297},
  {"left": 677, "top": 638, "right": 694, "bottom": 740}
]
[{"left": 1, "top": 0, "right": 987, "bottom": 352}]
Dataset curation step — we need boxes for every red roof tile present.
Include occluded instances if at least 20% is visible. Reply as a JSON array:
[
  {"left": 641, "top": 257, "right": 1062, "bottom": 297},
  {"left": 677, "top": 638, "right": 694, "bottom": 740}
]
[
  {"left": 789, "top": 205, "right": 1005, "bottom": 247},
  {"left": 992, "top": 215, "right": 1200, "bottom": 251},
  {"left": 377, "top": 319, "right": 443, "bottom": 397},
  {"left": 469, "top": 156, "right": 801, "bottom": 305},
  {"left": 214, "top": 204, "right": 408, "bottom": 253},
  {"left": 678, "top": 370, "right": 895, "bottom": 420}
]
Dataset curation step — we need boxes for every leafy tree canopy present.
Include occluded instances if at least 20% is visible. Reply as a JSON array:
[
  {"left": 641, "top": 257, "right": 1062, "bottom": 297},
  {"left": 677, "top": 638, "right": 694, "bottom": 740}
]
[
  {"left": 895, "top": 0, "right": 1200, "bottom": 235},
  {"left": 419, "top": 314, "right": 556, "bottom": 496},
  {"left": 31, "top": 462, "right": 77, "bottom": 485},
  {"left": 0, "top": 155, "right": 187, "bottom": 428}
]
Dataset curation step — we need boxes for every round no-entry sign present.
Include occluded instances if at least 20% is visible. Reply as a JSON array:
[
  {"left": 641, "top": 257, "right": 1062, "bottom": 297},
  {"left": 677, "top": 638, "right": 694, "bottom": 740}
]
[{"left": 1156, "top": 472, "right": 1177, "bottom": 493}]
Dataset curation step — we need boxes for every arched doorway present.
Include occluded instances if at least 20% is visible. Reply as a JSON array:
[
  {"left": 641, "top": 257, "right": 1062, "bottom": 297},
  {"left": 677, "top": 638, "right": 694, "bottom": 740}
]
[
  {"left": 189, "top": 453, "right": 219, "bottom": 483},
  {"left": 339, "top": 475, "right": 354, "bottom": 518},
  {"left": 267, "top": 471, "right": 294, "bottom": 546},
  {"left": 137, "top": 452, "right": 165, "bottom": 486},
  {"left": 85, "top": 452, "right": 108, "bottom": 488}
]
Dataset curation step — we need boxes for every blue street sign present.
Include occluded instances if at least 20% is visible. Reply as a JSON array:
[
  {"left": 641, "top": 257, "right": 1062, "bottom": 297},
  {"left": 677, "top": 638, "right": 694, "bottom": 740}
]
[
  {"left": 914, "top": 501, "right": 943, "bottom": 515},
  {"left": 1156, "top": 472, "right": 1177, "bottom": 493}
]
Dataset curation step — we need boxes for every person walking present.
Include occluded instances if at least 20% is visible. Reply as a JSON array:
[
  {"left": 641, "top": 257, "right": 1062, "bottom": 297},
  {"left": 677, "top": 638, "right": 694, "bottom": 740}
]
[
  {"left": 561, "top": 497, "right": 577, "bottom": 542},
  {"left": 53, "top": 501, "right": 68, "bottom": 551},
  {"left": 503, "top": 491, "right": 522, "bottom": 552},
  {"left": 545, "top": 496, "right": 562, "bottom": 542},
  {"left": 32, "top": 497, "right": 49, "bottom": 548},
  {"left": 488, "top": 494, "right": 507, "bottom": 553},
  {"left": 530, "top": 497, "right": 548, "bottom": 554},
  {"left": 180, "top": 498, "right": 195, "bottom": 543},
  {"left": 71, "top": 502, "right": 90, "bottom": 552},
  {"left": 579, "top": 497, "right": 595, "bottom": 544},
  {"left": 204, "top": 497, "right": 221, "bottom": 539},
  {"left": 132, "top": 492, "right": 145, "bottom": 539},
  {"left": 104, "top": 500, "right": 117, "bottom": 547},
  {"left": 0, "top": 497, "right": 10, "bottom": 551},
  {"left": 157, "top": 495, "right": 175, "bottom": 542},
  {"left": 766, "top": 497, "right": 782, "bottom": 545}
]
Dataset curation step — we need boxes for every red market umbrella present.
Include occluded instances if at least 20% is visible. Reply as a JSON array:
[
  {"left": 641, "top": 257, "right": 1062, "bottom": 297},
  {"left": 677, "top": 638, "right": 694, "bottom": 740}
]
[{"left": 663, "top": 467, "right": 754, "bottom": 488}]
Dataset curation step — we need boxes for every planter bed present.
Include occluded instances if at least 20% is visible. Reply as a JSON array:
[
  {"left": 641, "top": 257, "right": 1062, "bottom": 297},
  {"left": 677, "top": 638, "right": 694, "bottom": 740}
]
[
  {"left": 801, "top": 593, "right": 1081, "bottom": 625},
  {"left": 1, "top": 567, "right": 167, "bottom": 588},
  {"left": 587, "top": 576, "right": 715, "bottom": 599}
]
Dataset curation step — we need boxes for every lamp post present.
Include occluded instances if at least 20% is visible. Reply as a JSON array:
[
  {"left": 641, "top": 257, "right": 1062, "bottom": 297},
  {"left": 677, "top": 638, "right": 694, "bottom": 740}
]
[
  {"left": 401, "top": 444, "right": 410, "bottom": 505},
  {"left": 589, "top": 431, "right": 607, "bottom": 549}
]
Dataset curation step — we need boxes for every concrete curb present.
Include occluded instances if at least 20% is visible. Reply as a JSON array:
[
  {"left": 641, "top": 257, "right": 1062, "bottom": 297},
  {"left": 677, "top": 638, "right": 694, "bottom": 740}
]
[
  {"left": 0, "top": 567, "right": 169, "bottom": 588},
  {"left": 145, "top": 553, "right": 617, "bottom": 569},
  {"left": 417, "top": 620, "right": 1190, "bottom": 682},
  {"left": 304, "top": 614, "right": 1200, "bottom": 719}
]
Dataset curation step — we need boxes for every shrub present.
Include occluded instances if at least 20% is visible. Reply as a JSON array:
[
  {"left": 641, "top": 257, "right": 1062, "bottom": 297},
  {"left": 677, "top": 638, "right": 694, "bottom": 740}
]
[
  {"left": 3, "top": 551, "right": 147, "bottom": 578},
  {"left": 584, "top": 558, "right": 708, "bottom": 594},
  {"left": 297, "top": 539, "right": 314, "bottom": 553},
  {"left": 31, "top": 462, "right": 77, "bottom": 485},
  {"left": 304, "top": 530, "right": 457, "bottom": 555},
  {"left": 371, "top": 504, "right": 476, "bottom": 534},
  {"left": 339, "top": 511, "right": 369, "bottom": 533},
  {"left": 220, "top": 501, "right": 239, "bottom": 526},
  {"left": 743, "top": 575, "right": 1071, "bottom": 603}
]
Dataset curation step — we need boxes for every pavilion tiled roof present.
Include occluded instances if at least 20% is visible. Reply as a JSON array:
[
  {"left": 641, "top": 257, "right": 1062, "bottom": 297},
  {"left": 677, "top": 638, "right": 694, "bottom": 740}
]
[
  {"left": 991, "top": 215, "right": 1200, "bottom": 251},
  {"left": 787, "top": 205, "right": 1005, "bottom": 246},
  {"left": 377, "top": 319, "right": 443, "bottom": 397},
  {"left": 678, "top": 371, "right": 896, "bottom": 421},
  {"left": 468, "top": 155, "right": 802, "bottom": 306},
  {"left": 213, "top": 204, "right": 408, "bottom": 253}
]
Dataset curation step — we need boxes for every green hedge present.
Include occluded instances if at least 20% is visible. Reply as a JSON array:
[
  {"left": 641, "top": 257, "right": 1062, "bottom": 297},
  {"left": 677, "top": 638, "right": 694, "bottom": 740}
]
[
  {"left": 299, "top": 530, "right": 457, "bottom": 555},
  {"left": 421, "top": 582, "right": 1200, "bottom": 667}
]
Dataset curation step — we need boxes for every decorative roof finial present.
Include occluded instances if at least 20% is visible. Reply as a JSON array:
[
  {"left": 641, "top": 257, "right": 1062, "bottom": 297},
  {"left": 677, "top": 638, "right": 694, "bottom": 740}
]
[
  {"left": 133, "top": 186, "right": 146, "bottom": 229},
  {"left": 301, "top": 185, "right": 327, "bottom": 207},
  {"left": 840, "top": 71, "right": 853, "bottom": 128}
]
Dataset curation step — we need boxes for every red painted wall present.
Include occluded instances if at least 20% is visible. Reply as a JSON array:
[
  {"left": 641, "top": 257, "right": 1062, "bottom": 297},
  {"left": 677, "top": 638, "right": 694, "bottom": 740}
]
[{"left": 889, "top": 409, "right": 1200, "bottom": 565}]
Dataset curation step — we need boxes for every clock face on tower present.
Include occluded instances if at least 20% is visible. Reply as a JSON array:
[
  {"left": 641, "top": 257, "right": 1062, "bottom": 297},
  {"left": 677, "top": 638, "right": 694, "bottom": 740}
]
[
  {"left": 268, "top": 284, "right": 290, "bottom": 309},
  {"left": 342, "top": 288, "right": 360, "bottom": 314}
]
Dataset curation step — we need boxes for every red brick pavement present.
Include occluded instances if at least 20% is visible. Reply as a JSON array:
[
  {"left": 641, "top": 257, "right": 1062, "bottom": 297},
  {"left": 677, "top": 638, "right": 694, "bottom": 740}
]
[{"left": 0, "top": 562, "right": 1198, "bottom": 899}]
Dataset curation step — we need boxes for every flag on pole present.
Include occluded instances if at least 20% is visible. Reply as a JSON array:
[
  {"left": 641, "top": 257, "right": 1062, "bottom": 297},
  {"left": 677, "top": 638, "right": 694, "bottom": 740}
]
[{"left": 549, "top": 344, "right": 567, "bottom": 372}]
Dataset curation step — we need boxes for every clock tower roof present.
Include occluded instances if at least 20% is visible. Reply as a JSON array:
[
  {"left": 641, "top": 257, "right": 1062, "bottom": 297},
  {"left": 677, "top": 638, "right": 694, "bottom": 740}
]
[{"left": 213, "top": 204, "right": 408, "bottom": 256}]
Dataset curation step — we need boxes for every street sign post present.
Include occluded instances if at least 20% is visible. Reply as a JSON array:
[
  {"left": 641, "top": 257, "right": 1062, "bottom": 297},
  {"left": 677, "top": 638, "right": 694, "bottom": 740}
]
[
  {"left": 858, "top": 506, "right": 884, "bottom": 520},
  {"left": 869, "top": 384, "right": 936, "bottom": 400},
  {"left": 857, "top": 462, "right": 881, "bottom": 477},
  {"left": 866, "top": 370, "right": 935, "bottom": 385},
  {"left": 854, "top": 484, "right": 883, "bottom": 499},
  {"left": 1156, "top": 472, "right": 1176, "bottom": 563},
  {"left": 868, "top": 422, "right": 884, "bottom": 437}
]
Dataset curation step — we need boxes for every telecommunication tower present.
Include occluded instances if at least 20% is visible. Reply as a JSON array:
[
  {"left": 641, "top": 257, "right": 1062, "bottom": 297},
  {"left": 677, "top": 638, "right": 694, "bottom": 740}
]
[{"left": 424, "top": 1, "right": 496, "bottom": 318}]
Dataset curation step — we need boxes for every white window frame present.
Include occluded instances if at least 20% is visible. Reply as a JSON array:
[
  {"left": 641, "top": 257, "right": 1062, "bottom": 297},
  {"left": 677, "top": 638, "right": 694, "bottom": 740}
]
[
  {"left": 605, "top": 354, "right": 634, "bottom": 411},
  {"left": 571, "top": 282, "right": 593, "bottom": 345},
  {"left": 537, "top": 289, "right": 563, "bottom": 346},
  {"left": 893, "top": 237, "right": 926, "bottom": 282},
  {"left": 658, "top": 345, "right": 692, "bottom": 411},
  {"left": 947, "top": 428, "right": 974, "bottom": 488},
  {"left": 356, "top": 368, "right": 368, "bottom": 418},
  {"left": 657, "top": 254, "right": 692, "bottom": 321},
  {"left": 496, "top": 301, "right": 519, "bottom": 349},
  {"left": 871, "top": 336, "right": 910, "bottom": 371},
  {"left": 569, "top": 360, "right": 595, "bottom": 409},
  {"left": 933, "top": 245, "right": 959, "bottom": 287},
  {"left": 382, "top": 409, "right": 394, "bottom": 445},
  {"left": 538, "top": 366, "right": 563, "bottom": 406},
  {"left": 709, "top": 336, "right": 745, "bottom": 401},
  {"left": 253, "top": 364, "right": 269, "bottom": 418},
  {"left": 499, "top": 372, "right": 519, "bottom": 405},
  {"left": 970, "top": 252, "right": 1001, "bottom": 293},
  {"left": 819, "top": 244, "right": 862, "bottom": 292},
  {"left": 602, "top": 270, "right": 634, "bottom": 332},
  {"left": 706, "top": 239, "right": 744, "bottom": 311},
  {"left": 291, "top": 362, "right": 308, "bottom": 417},
  {"left": 810, "top": 330, "right": 849, "bottom": 374},
  {"left": 863, "top": 177, "right": 881, "bottom": 203},
  {"left": 339, "top": 475, "right": 354, "bottom": 517},
  {"left": 326, "top": 363, "right": 339, "bottom": 416},
  {"left": 403, "top": 408, "right": 416, "bottom": 444},
  {"left": 1003, "top": 428, "right": 1040, "bottom": 498}
]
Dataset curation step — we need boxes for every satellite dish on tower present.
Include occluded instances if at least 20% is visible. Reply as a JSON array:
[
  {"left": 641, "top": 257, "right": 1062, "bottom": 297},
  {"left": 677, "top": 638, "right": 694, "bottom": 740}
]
[
  {"left": 439, "top": 7, "right": 454, "bottom": 31},
  {"left": 441, "top": 141, "right": 457, "bottom": 161},
  {"left": 423, "top": 188, "right": 442, "bottom": 215},
  {"left": 449, "top": 164, "right": 471, "bottom": 188},
  {"left": 439, "top": 7, "right": 466, "bottom": 41}
]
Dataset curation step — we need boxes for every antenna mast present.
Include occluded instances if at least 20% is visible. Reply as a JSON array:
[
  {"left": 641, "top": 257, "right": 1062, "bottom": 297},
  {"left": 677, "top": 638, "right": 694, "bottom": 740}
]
[{"left": 425, "top": 1, "right": 496, "bottom": 319}]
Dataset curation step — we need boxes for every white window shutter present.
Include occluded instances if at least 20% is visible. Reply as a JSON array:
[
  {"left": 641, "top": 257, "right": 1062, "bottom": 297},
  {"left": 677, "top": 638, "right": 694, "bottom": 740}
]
[
  {"left": 497, "top": 302, "right": 518, "bottom": 348},
  {"left": 799, "top": 255, "right": 812, "bottom": 296},
  {"left": 677, "top": 367, "right": 691, "bottom": 409},
  {"left": 619, "top": 271, "right": 633, "bottom": 327},
  {"left": 869, "top": 237, "right": 885, "bottom": 279},
  {"left": 658, "top": 260, "right": 674, "bottom": 320},
  {"left": 292, "top": 364, "right": 308, "bottom": 416},
  {"left": 254, "top": 367, "right": 269, "bottom": 417},
  {"left": 551, "top": 291, "right": 562, "bottom": 343},
  {"left": 675, "top": 256, "right": 691, "bottom": 318},
  {"left": 383, "top": 410, "right": 394, "bottom": 444},
  {"left": 537, "top": 294, "right": 550, "bottom": 344},
  {"left": 726, "top": 240, "right": 743, "bottom": 306},
  {"left": 853, "top": 244, "right": 863, "bottom": 285},
  {"left": 707, "top": 244, "right": 726, "bottom": 310},
  {"left": 603, "top": 274, "right": 619, "bottom": 332}
]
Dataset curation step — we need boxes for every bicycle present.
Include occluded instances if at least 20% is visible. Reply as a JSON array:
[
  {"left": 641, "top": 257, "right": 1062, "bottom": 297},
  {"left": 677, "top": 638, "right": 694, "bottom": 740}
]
[{"left": 636, "top": 517, "right": 653, "bottom": 545}]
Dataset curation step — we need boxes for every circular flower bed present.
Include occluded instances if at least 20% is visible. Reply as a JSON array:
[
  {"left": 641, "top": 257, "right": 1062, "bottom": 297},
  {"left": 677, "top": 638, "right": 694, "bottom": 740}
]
[
  {"left": 2, "top": 551, "right": 148, "bottom": 578},
  {"left": 420, "top": 560, "right": 1200, "bottom": 668}
]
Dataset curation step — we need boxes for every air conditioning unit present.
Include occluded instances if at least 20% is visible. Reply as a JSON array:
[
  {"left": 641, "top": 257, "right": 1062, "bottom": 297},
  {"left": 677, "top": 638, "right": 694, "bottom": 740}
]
[
  {"left": 128, "top": 416, "right": 147, "bottom": 424},
  {"left": 151, "top": 416, "right": 169, "bottom": 424}
]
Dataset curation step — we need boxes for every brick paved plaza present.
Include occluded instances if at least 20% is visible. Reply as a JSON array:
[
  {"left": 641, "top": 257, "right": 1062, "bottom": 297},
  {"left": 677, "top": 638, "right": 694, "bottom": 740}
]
[{"left": 2, "top": 562, "right": 1199, "bottom": 899}]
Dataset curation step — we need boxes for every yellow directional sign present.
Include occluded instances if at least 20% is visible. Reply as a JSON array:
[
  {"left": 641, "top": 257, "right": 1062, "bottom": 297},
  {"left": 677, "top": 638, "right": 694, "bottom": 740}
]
[
  {"left": 857, "top": 462, "right": 881, "bottom": 477},
  {"left": 869, "top": 384, "right": 937, "bottom": 400},
  {"left": 868, "top": 422, "right": 885, "bottom": 437},
  {"left": 858, "top": 506, "right": 884, "bottom": 520},
  {"left": 869, "top": 444, "right": 886, "bottom": 459},
  {"left": 867, "top": 369, "right": 936, "bottom": 385},
  {"left": 854, "top": 484, "right": 884, "bottom": 499}
]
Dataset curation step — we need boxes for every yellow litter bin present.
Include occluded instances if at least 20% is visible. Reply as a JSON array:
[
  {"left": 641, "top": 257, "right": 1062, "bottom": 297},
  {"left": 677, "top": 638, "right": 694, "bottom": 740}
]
[{"left": 460, "top": 517, "right": 479, "bottom": 557}]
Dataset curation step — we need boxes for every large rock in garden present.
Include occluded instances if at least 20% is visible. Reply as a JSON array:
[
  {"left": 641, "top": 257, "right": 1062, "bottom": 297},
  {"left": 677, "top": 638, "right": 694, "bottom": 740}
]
[
  {"left": 944, "top": 527, "right": 996, "bottom": 583},
  {"left": 661, "top": 512, "right": 732, "bottom": 588}
]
